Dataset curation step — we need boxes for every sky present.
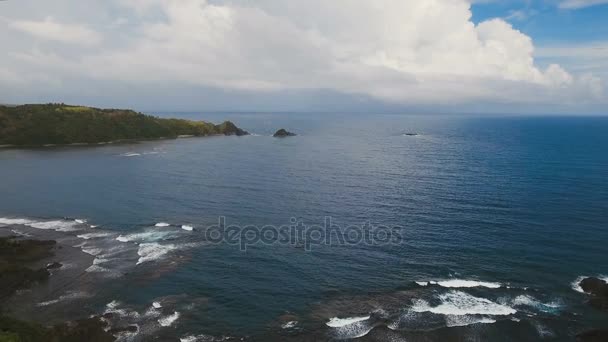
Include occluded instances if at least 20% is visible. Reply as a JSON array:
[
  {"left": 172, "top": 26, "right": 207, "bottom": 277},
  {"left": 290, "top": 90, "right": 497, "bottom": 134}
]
[{"left": 0, "top": 0, "right": 607, "bottom": 114}]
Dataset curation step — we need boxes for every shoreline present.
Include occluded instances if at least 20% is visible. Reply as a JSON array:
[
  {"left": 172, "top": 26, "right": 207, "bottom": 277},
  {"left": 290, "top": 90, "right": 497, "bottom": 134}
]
[
  {"left": 2, "top": 215, "right": 608, "bottom": 341},
  {"left": 0, "top": 133, "right": 248, "bottom": 150}
]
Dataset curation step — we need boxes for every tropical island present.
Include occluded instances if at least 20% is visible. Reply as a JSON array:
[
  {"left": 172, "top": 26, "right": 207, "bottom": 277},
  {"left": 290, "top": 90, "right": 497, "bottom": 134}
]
[{"left": 0, "top": 104, "right": 248, "bottom": 147}]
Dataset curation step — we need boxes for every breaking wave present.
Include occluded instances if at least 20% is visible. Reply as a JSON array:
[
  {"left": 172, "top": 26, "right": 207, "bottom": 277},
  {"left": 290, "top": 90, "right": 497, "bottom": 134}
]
[
  {"left": 158, "top": 311, "right": 180, "bottom": 327},
  {"left": 137, "top": 243, "right": 178, "bottom": 265},
  {"left": 326, "top": 315, "right": 373, "bottom": 339},
  {"left": 416, "top": 279, "right": 502, "bottom": 289},
  {"left": 410, "top": 291, "right": 516, "bottom": 316}
]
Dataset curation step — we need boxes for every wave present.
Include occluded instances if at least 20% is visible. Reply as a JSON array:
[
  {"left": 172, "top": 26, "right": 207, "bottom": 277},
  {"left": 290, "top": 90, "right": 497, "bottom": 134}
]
[
  {"left": 416, "top": 279, "right": 502, "bottom": 289},
  {"left": 571, "top": 276, "right": 588, "bottom": 293},
  {"left": 510, "top": 295, "right": 561, "bottom": 313},
  {"left": 411, "top": 291, "right": 516, "bottom": 316},
  {"left": 77, "top": 232, "right": 113, "bottom": 240},
  {"left": 116, "top": 230, "right": 180, "bottom": 243},
  {"left": 120, "top": 152, "right": 141, "bottom": 157},
  {"left": 104, "top": 300, "right": 141, "bottom": 319},
  {"left": 153, "top": 302, "right": 162, "bottom": 309},
  {"left": 326, "top": 316, "right": 373, "bottom": 339},
  {"left": 81, "top": 246, "right": 104, "bottom": 256},
  {"left": 181, "top": 225, "right": 194, "bottom": 231},
  {"left": 445, "top": 315, "right": 496, "bottom": 327},
  {"left": 137, "top": 243, "right": 178, "bottom": 265},
  {"left": 158, "top": 312, "right": 180, "bottom": 327},
  {"left": 180, "top": 335, "right": 228, "bottom": 342},
  {"left": 281, "top": 321, "right": 298, "bottom": 329},
  {"left": 0, "top": 217, "right": 89, "bottom": 232},
  {"left": 326, "top": 316, "right": 370, "bottom": 328},
  {"left": 155, "top": 222, "right": 171, "bottom": 227},
  {"left": 10, "top": 229, "right": 32, "bottom": 237},
  {"left": 0, "top": 217, "right": 35, "bottom": 225},
  {"left": 37, "top": 291, "right": 90, "bottom": 307}
]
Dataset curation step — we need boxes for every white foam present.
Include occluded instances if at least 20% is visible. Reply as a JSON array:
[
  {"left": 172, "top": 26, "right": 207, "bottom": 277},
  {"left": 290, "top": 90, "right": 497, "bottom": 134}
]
[
  {"left": 81, "top": 246, "right": 104, "bottom": 256},
  {"left": 572, "top": 276, "right": 588, "bottom": 293},
  {"left": 411, "top": 291, "right": 516, "bottom": 316},
  {"left": 419, "top": 279, "right": 502, "bottom": 289},
  {"left": 181, "top": 225, "right": 194, "bottom": 231},
  {"left": 153, "top": 302, "right": 162, "bottom": 309},
  {"left": 282, "top": 321, "right": 298, "bottom": 329},
  {"left": 74, "top": 219, "right": 87, "bottom": 224},
  {"left": 121, "top": 152, "right": 141, "bottom": 157},
  {"left": 116, "top": 230, "right": 179, "bottom": 243},
  {"left": 37, "top": 291, "right": 89, "bottom": 306},
  {"left": 158, "top": 311, "right": 180, "bottom": 327},
  {"left": 29, "top": 220, "right": 80, "bottom": 232},
  {"left": 0, "top": 217, "right": 80, "bottom": 232},
  {"left": 0, "top": 217, "right": 34, "bottom": 225},
  {"left": 326, "top": 315, "right": 370, "bottom": 328},
  {"left": 104, "top": 301, "right": 141, "bottom": 319},
  {"left": 11, "top": 229, "right": 32, "bottom": 237},
  {"left": 77, "top": 232, "right": 112, "bottom": 240},
  {"left": 85, "top": 264, "right": 112, "bottom": 273},
  {"left": 155, "top": 222, "right": 171, "bottom": 227},
  {"left": 326, "top": 316, "right": 373, "bottom": 339},
  {"left": 511, "top": 295, "right": 561, "bottom": 313},
  {"left": 137, "top": 243, "right": 177, "bottom": 265},
  {"left": 445, "top": 315, "right": 496, "bottom": 327}
]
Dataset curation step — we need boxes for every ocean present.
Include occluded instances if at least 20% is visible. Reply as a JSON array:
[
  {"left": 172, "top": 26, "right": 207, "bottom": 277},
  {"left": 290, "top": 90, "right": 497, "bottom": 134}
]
[{"left": 0, "top": 113, "right": 607, "bottom": 341}]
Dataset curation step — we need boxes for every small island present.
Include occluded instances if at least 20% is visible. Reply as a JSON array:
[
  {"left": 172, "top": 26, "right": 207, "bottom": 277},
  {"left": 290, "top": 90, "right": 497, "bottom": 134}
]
[
  {"left": 0, "top": 104, "right": 248, "bottom": 147},
  {"left": 273, "top": 129, "right": 296, "bottom": 137}
]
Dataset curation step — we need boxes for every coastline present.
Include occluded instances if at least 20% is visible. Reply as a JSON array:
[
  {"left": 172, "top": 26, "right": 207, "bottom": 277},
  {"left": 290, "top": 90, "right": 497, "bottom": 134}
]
[
  {"left": 2, "top": 215, "right": 608, "bottom": 341},
  {"left": 0, "top": 133, "right": 248, "bottom": 150}
]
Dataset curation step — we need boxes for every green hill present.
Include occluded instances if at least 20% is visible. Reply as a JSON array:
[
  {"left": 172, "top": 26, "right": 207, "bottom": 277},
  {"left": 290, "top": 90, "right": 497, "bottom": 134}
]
[{"left": 0, "top": 104, "right": 248, "bottom": 146}]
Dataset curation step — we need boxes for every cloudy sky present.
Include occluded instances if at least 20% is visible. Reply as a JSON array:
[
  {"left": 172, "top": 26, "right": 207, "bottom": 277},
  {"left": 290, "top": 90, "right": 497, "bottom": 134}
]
[{"left": 1, "top": 0, "right": 607, "bottom": 114}]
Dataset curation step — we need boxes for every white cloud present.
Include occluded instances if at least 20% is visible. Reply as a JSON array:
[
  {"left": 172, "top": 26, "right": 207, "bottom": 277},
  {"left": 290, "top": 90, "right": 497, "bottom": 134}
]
[
  {"left": 7, "top": 16, "right": 102, "bottom": 46},
  {"left": 0, "top": 0, "right": 605, "bottom": 108},
  {"left": 558, "top": 0, "right": 608, "bottom": 9}
]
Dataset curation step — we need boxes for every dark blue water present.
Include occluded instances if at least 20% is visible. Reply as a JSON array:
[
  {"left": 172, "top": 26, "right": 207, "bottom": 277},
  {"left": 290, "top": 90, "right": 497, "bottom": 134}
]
[{"left": 1, "top": 114, "right": 607, "bottom": 341}]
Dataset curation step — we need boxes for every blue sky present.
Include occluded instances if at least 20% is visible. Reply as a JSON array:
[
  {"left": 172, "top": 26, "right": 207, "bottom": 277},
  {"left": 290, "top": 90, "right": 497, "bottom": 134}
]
[
  {"left": 0, "top": 0, "right": 607, "bottom": 114},
  {"left": 472, "top": 1, "right": 608, "bottom": 44}
]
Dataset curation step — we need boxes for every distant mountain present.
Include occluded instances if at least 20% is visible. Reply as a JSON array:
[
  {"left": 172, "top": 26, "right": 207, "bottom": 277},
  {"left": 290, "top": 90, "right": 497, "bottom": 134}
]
[{"left": 0, "top": 103, "right": 248, "bottom": 146}]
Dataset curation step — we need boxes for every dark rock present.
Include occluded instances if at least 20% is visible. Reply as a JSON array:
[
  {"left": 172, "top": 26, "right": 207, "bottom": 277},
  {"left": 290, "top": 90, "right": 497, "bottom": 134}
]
[
  {"left": 579, "top": 277, "right": 608, "bottom": 311},
  {"left": 46, "top": 262, "right": 63, "bottom": 270},
  {"left": 273, "top": 129, "right": 296, "bottom": 137},
  {"left": 576, "top": 329, "right": 608, "bottom": 342},
  {"left": 217, "top": 121, "right": 249, "bottom": 136},
  {"left": 109, "top": 325, "right": 139, "bottom": 334},
  {"left": 0, "top": 316, "right": 114, "bottom": 342},
  {"left": 0, "top": 237, "right": 54, "bottom": 298}
]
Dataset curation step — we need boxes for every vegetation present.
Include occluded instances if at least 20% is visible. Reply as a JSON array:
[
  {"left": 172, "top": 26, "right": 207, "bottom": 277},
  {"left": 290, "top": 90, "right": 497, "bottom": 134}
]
[{"left": 0, "top": 103, "right": 248, "bottom": 146}]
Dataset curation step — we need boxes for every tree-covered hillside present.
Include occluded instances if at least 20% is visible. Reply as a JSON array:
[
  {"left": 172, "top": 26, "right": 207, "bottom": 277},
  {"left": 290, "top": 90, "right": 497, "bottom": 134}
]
[{"left": 0, "top": 104, "right": 248, "bottom": 146}]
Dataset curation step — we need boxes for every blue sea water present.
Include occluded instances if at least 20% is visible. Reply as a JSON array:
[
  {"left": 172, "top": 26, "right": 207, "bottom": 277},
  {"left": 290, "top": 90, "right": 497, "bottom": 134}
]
[{"left": 0, "top": 113, "right": 607, "bottom": 340}]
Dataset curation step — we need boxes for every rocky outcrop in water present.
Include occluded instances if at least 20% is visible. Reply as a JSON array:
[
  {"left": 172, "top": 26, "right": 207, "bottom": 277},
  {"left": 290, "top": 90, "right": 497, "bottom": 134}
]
[
  {"left": 577, "top": 329, "right": 608, "bottom": 342},
  {"left": 578, "top": 277, "right": 608, "bottom": 311},
  {"left": 273, "top": 129, "right": 296, "bottom": 137}
]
